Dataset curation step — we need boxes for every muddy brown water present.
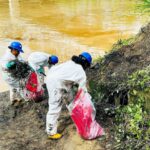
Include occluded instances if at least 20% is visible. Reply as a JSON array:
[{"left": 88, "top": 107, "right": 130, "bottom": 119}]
[{"left": 0, "top": 0, "right": 150, "bottom": 91}]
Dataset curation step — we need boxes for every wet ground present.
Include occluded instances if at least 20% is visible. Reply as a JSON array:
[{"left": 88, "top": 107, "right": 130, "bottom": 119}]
[{"left": 0, "top": 91, "right": 110, "bottom": 150}]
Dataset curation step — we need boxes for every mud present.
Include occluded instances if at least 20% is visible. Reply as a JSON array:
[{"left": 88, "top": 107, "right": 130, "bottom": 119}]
[{"left": 0, "top": 91, "right": 106, "bottom": 150}]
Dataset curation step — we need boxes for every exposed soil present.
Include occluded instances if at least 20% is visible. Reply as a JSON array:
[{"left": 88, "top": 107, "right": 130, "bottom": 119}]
[{"left": 0, "top": 91, "right": 109, "bottom": 150}]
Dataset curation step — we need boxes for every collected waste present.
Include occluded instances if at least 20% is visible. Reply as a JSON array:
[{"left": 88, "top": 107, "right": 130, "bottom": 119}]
[
  {"left": 7, "top": 60, "right": 32, "bottom": 79},
  {"left": 7, "top": 60, "right": 45, "bottom": 101}
]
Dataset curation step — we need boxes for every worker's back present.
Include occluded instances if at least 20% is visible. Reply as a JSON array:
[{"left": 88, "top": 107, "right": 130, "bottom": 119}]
[
  {"left": 28, "top": 52, "right": 49, "bottom": 70},
  {"left": 46, "top": 60, "right": 87, "bottom": 90}
]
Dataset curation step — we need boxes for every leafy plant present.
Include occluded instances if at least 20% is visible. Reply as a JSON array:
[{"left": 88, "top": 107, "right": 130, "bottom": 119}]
[
  {"left": 137, "top": 0, "right": 150, "bottom": 13},
  {"left": 113, "top": 67, "right": 150, "bottom": 150},
  {"left": 89, "top": 80, "right": 106, "bottom": 102}
]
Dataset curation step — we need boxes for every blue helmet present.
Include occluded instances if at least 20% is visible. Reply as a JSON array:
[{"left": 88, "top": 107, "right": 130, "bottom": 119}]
[
  {"left": 50, "top": 55, "right": 59, "bottom": 64},
  {"left": 8, "top": 41, "right": 24, "bottom": 53},
  {"left": 80, "top": 52, "right": 92, "bottom": 64}
]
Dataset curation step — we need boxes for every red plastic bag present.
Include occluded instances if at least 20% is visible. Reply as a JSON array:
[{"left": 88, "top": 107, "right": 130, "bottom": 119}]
[
  {"left": 26, "top": 72, "right": 38, "bottom": 92},
  {"left": 68, "top": 89, "right": 104, "bottom": 139},
  {"left": 24, "top": 72, "right": 44, "bottom": 101}
]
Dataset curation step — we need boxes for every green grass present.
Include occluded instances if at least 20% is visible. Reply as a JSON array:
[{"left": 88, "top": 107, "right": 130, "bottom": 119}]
[{"left": 137, "top": 0, "right": 150, "bottom": 13}]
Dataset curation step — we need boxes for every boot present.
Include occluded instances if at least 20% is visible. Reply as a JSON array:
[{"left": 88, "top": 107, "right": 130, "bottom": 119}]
[{"left": 48, "top": 133, "right": 62, "bottom": 140}]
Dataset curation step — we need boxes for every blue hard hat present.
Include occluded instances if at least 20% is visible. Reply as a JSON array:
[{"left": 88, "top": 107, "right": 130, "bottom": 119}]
[
  {"left": 80, "top": 52, "right": 92, "bottom": 64},
  {"left": 8, "top": 41, "right": 24, "bottom": 53},
  {"left": 50, "top": 55, "right": 59, "bottom": 64}
]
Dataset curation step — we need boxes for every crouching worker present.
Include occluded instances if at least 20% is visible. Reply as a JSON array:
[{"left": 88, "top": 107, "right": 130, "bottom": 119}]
[
  {"left": 28, "top": 52, "right": 58, "bottom": 85},
  {"left": 0, "top": 41, "right": 25, "bottom": 105},
  {"left": 45, "top": 52, "right": 92, "bottom": 139}
]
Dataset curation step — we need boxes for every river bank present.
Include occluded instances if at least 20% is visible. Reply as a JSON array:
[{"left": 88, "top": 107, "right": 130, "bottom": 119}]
[{"left": 0, "top": 23, "right": 150, "bottom": 150}]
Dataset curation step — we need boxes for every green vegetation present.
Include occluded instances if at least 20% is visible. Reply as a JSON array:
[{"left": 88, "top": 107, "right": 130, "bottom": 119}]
[
  {"left": 114, "top": 67, "right": 150, "bottom": 150},
  {"left": 111, "top": 37, "right": 136, "bottom": 52},
  {"left": 137, "top": 0, "right": 150, "bottom": 13},
  {"left": 90, "top": 64, "right": 150, "bottom": 150},
  {"left": 89, "top": 32, "right": 150, "bottom": 149},
  {"left": 89, "top": 80, "right": 106, "bottom": 102}
]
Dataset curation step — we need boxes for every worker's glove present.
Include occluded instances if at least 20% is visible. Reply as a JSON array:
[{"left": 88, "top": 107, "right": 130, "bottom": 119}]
[
  {"left": 37, "top": 68, "right": 46, "bottom": 76},
  {"left": 6, "top": 61, "right": 16, "bottom": 70}
]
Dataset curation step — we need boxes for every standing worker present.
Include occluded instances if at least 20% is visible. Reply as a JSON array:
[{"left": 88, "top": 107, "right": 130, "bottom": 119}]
[
  {"left": 0, "top": 41, "right": 25, "bottom": 105},
  {"left": 28, "top": 52, "right": 58, "bottom": 84},
  {"left": 46, "top": 52, "right": 92, "bottom": 139}
]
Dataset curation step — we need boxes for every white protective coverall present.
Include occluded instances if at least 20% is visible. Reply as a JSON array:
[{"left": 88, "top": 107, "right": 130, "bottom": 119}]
[
  {"left": 28, "top": 52, "right": 51, "bottom": 84},
  {"left": 46, "top": 60, "right": 87, "bottom": 135},
  {"left": 0, "top": 50, "right": 24, "bottom": 102}
]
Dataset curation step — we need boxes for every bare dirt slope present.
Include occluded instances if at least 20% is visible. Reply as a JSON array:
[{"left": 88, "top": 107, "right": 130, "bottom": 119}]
[{"left": 0, "top": 91, "right": 105, "bottom": 150}]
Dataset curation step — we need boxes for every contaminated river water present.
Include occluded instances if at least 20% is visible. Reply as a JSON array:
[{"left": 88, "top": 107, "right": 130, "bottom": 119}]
[{"left": 0, "top": 0, "right": 150, "bottom": 91}]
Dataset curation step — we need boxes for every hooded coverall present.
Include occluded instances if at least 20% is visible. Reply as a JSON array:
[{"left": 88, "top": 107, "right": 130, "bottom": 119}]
[
  {"left": 0, "top": 50, "right": 24, "bottom": 102},
  {"left": 45, "top": 60, "right": 87, "bottom": 135},
  {"left": 28, "top": 52, "right": 51, "bottom": 84}
]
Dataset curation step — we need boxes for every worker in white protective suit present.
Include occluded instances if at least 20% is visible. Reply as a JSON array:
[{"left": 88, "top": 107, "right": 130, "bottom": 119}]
[
  {"left": 46, "top": 52, "right": 92, "bottom": 139},
  {"left": 28, "top": 52, "right": 58, "bottom": 84},
  {"left": 0, "top": 41, "right": 25, "bottom": 105}
]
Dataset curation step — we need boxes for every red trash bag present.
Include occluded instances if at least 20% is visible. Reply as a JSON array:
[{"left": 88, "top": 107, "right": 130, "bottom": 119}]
[
  {"left": 68, "top": 89, "right": 104, "bottom": 139},
  {"left": 24, "top": 72, "right": 44, "bottom": 101},
  {"left": 26, "top": 72, "right": 38, "bottom": 92}
]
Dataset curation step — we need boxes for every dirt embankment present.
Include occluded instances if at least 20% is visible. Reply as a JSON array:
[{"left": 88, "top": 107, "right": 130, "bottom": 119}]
[{"left": 88, "top": 23, "right": 150, "bottom": 102}]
